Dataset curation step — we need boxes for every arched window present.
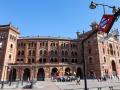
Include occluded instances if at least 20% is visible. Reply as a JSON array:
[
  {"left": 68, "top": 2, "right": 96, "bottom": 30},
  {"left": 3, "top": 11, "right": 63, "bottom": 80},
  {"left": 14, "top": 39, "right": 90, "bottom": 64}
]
[
  {"left": 104, "top": 57, "right": 106, "bottom": 63},
  {"left": 71, "top": 51, "right": 74, "bottom": 56},
  {"left": 17, "top": 59, "right": 19, "bottom": 61},
  {"left": 28, "top": 59, "right": 31, "bottom": 63},
  {"left": 65, "top": 51, "right": 68, "bottom": 55},
  {"left": 18, "top": 51, "right": 20, "bottom": 56},
  {"left": 54, "top": 58, "right": 57, "bottom": 62},
  {"left": 21, "top": 51, "right": 24, "bottom": 55},
  {"left": 32, "top": 58, "right": 35, "bottom": 63},
  {"left": 53, "top": 43, "right": 55, "bottom": 46},
  {"left": 40, "top": 50, "right": 42, "bottom": 55},
  {"left": 46, "top": 42, "right": 48, "bottom": 46},
  {"left": 43, "top": 42, "right": 44, "bottom": 46},
  {"left": 109, "top": 44, "right": 113, "bottom": 55},
  {"left": 10, "top": 44, "right": 13, "bottom": 48},
  {"left": 55, "top": 51, "right": 57, "bottom": 55},
  {"left": 40, "top": 43, "right": 42, "bottom": 47},
  {"left": 88, "top": 49, "right": 91, "bottom": 54},
  {"left": 51, "top": 50, "right": 54, "bottom": 55},
  {"left": 72, "top": 59, "right": 74, "bottom": 63},
  {"left": 65, "top": 58, "right": 68, "bottom": 62},
  {"left": 39, "top": 58, "right": 42, "bottom": 63},
  {"left": 75, "top": 52, "right": 77, "bottom": 56},
  {"left": 75, "top": 59, "right": 77, "bottom": 63},
  {"left": 50, "top": 58, "right": 53, "bottom": 63},
  {"left": 32, "top": 50, "right": 35, "bottom": 55},
  {"left": 89, "top": 57, "right": 92, "bottom": 64},
  {"left": 43, "top": 58, "right": 46, "bottom": 63},
  {"left": 29, "top": 50, "right": 31, "bottom": 56},
  {"left": 9, "top": 54, "right": 12, "bottom": 61},
  {"left": 44, "top": 50, "right": 47, "bottom": 55},
  {"left": 21, "top": 59, "right": 24, "bottom": 63},
  {"left": 62, "top": 58, "right": 64, "bottom": 62},
  {"left": 62, "top": 51, "right": 64, "bottom": 55}
]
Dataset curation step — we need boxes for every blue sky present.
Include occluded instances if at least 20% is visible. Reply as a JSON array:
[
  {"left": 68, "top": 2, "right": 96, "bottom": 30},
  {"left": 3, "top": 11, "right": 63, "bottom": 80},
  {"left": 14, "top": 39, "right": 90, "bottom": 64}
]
[{"left": 0, "top": 0, "right": 120, "bottom": 38}]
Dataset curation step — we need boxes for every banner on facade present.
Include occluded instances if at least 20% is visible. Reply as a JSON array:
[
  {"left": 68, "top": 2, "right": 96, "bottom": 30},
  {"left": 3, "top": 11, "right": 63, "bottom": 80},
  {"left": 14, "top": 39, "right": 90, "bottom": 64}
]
[{"left": 98, "top": 14, "right": 115, "bottom": 33}]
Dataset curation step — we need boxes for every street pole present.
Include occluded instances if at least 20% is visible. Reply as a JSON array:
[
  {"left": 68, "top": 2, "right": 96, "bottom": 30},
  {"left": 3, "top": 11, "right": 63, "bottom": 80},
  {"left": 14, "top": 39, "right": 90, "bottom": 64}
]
[
  {"left": 82, "top": 30, "right": 98, "bottom": 90},
  {"left": 9, "top": 68, "right": 13, "bottom": 86}
]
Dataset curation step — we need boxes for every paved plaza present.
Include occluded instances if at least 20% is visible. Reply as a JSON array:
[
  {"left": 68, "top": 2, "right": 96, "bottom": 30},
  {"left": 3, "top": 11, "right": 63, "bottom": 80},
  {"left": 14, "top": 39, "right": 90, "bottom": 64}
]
[{"left": 1, "top": 78, "right": 120, "bottom": 90}]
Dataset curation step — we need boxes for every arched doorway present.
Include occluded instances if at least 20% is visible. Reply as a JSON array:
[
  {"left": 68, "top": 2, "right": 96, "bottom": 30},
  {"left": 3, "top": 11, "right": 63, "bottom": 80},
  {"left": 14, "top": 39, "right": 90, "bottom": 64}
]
[
  {"left": 76, "top": 67, "right": 83, "bottom": 78},
  {"left": 37, "top": 68, "right": 45, "bottom": 81},
  {"left": 23, "top": 68, "right": 30, "bottom": 81},
  {"left": 9, "top": 68, "right": 17, "bottom": 82},
  {"left": 65, "top": 67, "right": 71, "bottom": 76},
  {"left": 51, "top": 67, "right": 59, "bottom": 78},
  {"left": 111, "top": 60, "right": 117, "bottom": 76}
]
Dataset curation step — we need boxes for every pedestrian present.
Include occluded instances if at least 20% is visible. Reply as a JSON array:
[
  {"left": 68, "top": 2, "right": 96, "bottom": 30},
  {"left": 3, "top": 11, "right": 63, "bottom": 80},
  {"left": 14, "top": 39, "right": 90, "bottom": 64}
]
[
  {"left": 76, "top": 76, "right": 80, "bottom": 85},
  {"left": 117, "top": 76, "right": 119, "bottom": 81}
]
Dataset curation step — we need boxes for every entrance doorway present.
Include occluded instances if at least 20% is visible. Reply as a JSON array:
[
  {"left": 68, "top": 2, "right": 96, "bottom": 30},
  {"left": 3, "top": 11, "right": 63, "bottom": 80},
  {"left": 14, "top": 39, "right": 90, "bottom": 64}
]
[
  {"left": 9, "top": 68, "right": 17, "bottom": 82},
  {"left": 51, "top": 67, "right": 58, "bottom": 77},
  {"left": 23, "top": 68, "right": 30, "bottom": 81},
  {"left": 76, "top": 67, "right": 83, "bottom": 78},
  {"left": 111, "top": 60, "right": 117, "bottom": 76},
  {"left": 65, "top": 67, "right": 71, "bottom": 76},
  {"left": 37, "top": 68, "right": 45, "bottom": 81}
]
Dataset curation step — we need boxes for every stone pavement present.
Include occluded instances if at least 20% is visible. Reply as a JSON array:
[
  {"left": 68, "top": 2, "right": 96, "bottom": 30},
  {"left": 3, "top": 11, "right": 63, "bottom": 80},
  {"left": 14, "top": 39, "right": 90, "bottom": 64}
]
[{"left": 0, "top": 79, "right": 120, "bottom": 90}]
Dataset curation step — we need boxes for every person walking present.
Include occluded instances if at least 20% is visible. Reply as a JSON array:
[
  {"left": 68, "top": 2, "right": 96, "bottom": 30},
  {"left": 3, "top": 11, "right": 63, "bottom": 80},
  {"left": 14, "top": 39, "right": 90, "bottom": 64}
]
[{"left": 76, "top": 76, "right": 80, "bottom": 85}]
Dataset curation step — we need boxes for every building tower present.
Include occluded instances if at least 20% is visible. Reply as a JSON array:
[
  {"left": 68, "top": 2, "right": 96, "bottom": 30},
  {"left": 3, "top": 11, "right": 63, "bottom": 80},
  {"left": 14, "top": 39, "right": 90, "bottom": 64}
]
[{"left": 0, "top": 24, "right": 20, "bottom": 81}]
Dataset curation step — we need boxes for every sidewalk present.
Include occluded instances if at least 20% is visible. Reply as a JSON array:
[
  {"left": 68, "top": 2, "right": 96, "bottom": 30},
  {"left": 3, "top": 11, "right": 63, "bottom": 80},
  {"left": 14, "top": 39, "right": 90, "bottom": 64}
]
[{"left": 0, "top": 79, "right": 120, "bottom": 90}]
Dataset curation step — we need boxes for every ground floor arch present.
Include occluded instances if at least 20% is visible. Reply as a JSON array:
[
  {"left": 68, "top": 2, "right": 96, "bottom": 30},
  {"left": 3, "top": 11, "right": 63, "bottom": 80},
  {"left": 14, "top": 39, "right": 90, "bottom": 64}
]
[
  {"left": 37, "top": 68, "right": 45, "bottom": 81},
  {"left": 111, "top": 60, "right": 117, "bottom": 76},
  {"left": 51, "top": 67, "right": 59, "bottom": 75},
  {"left": 65, "top": 67, "right": 71, "bottom": 76},
  {"left": 9, "top": 68, "right": 17, "bottom": 82},
  {"left": 23, "top": 68, "right": 30, "bottom": 81},
  {"left": 76, "top": 67, "right": 83, "bottom": 78}
]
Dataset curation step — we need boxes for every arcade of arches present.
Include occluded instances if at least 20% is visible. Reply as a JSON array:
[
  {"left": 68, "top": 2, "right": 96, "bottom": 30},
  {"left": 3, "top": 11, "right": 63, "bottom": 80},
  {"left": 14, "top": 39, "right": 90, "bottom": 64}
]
[
  {"left": 7, "top": 60, "right": 119, "bottom": 81},
  {"left": 7, "top": 66, "right": 83, "bottom": 81}
]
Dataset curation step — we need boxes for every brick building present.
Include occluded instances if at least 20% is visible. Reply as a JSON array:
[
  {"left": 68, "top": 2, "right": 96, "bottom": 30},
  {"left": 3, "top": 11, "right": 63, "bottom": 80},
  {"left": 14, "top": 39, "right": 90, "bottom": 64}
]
[{"left": 0, "top": 23, "right": 120, "bottom": 81}]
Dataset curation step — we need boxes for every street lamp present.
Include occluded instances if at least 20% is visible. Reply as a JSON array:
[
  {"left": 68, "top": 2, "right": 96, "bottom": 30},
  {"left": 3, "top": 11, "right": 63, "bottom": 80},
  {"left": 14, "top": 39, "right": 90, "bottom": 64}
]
[{"left": 89, "top": 1, "right": 118, "bottom": 14}]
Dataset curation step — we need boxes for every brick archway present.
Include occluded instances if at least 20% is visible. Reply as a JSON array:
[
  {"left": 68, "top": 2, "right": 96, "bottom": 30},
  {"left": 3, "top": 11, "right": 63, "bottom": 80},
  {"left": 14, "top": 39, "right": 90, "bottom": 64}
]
[{"left": 111, "top": 60, "right": 117, "bottom": 76}]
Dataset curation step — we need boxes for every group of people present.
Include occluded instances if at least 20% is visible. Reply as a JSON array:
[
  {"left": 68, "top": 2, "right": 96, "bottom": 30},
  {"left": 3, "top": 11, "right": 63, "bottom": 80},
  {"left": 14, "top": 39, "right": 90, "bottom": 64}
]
[{"left": 51, "top": 75, "right": 81, "bottom": 85}]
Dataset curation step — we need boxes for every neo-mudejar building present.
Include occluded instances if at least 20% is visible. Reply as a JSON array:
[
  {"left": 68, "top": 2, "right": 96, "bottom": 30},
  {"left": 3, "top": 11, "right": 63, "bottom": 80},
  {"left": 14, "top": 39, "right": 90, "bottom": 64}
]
[{"left": 0, "top": 23, "right": 120, "bottom": 81}]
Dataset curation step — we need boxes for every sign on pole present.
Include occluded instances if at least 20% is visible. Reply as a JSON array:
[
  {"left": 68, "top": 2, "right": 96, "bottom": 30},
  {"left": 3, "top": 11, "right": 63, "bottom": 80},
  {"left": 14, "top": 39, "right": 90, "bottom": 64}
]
[{"left": 98, "top": 14, "right": 115, "bottom": 33}]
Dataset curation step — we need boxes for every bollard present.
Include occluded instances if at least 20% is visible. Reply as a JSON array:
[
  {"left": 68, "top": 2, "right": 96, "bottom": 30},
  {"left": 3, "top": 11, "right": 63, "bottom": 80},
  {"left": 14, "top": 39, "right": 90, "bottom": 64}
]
[
  {"left": 111, "top": 86, "right": 113, "bottom": 90},
  {"left": 98, "top": 87, "right": 101, "bottom": 90},
  {"left": 1, "top": 81, "right": 4, "bottom": 89},
  {"left": 109, "top": 86, "right": 113, "bottom": 90},
  {"left": 30, "top": 81, "right": 33, "bottom": 89}
]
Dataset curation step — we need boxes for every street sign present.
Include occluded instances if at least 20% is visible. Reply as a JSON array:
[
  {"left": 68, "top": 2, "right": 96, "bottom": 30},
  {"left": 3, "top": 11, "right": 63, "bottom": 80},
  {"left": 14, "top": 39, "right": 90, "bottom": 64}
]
[{"left": 98, "top": 14, "right": 115, "bottom": 33}]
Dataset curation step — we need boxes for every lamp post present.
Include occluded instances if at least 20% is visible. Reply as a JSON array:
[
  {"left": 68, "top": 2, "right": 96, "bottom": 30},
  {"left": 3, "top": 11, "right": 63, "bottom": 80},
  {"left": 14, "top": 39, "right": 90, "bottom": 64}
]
[
  {"left": 81, "top": 1, "right": 120, "bottom": 90},
  {"left": 82, "top": 29, "right": 98, "bottom": 90}
]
